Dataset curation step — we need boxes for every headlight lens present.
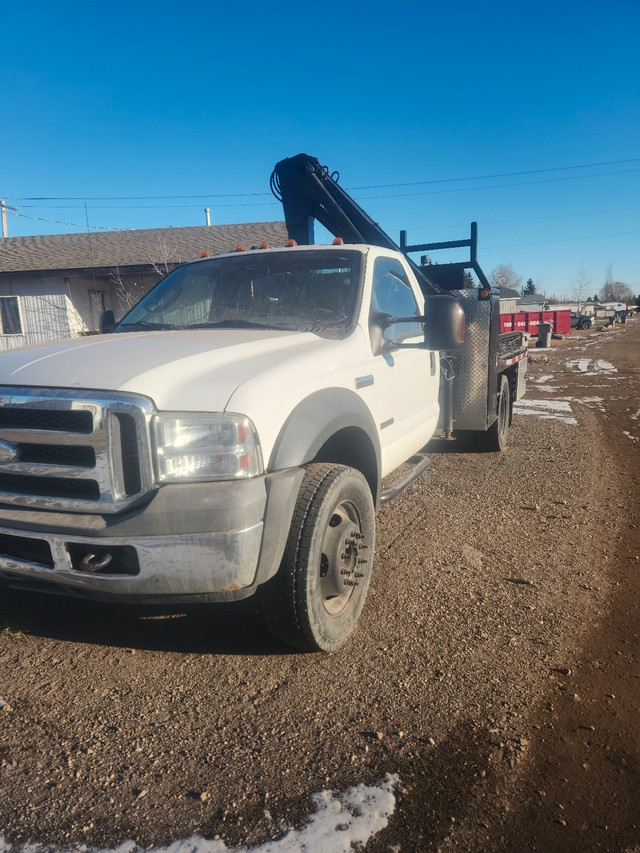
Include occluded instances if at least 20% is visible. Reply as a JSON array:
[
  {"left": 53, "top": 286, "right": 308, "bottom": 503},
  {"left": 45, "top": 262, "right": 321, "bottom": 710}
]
[{"left": 153, "top": 413, "right": 263, "bottom": 482}]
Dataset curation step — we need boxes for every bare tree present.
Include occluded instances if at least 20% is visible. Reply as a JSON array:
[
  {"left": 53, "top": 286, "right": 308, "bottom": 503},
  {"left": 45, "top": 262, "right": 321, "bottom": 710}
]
[
  {"left": 111, "top": 266, "right": 152, "bottom": 315},
  {"left": 110, "top": 238, "right": 185, "bottom": 316},
  {"left": 489, "top": 264, "right": 523, "bottom": 292},
  {"left": 146, "top": 237, "right": 182, "bottom": 278},
  {"left": 601, "top": 280, "right": 634, "bottom": 304},
  {"left": 572, "top": 266, "right": 592, "bottom": 311}
]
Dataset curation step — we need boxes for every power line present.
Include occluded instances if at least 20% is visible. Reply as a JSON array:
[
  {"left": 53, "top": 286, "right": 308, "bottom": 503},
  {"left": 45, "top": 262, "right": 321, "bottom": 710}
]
[
  {"left": 351, "top": 157, "right": 640, "bottom": 190},
  {"left": 357, "top": 167, "right": 640, "bottom": 201},
  {"left": 5, "top": 156, "right": 639, "bottom": 203},
  {"left": 6, "top": 209, "right": 121, "bottom": 231},
  {"left": 484, "top": 229, "right": 639, "bottom": 250}
]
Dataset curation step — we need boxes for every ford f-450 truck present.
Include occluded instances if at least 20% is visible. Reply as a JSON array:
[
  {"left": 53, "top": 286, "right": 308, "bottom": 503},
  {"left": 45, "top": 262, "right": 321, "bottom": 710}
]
[{"left": 0, "top": 155, "right": 527, "bottom": 652}]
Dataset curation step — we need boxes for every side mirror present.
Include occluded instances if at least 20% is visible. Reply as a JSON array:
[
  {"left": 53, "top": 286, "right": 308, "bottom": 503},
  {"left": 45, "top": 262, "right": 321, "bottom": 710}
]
[
  {"left": 99, "top": 310, "right": 116, "bottom": 334},
  {"left": 370, "top": 296, "right": 465, "bottom": 354},
  {"left": 369, "top": 311, "right": 394, "bottom": 356},
  {"left": 422, "top": 295, "right": 465, "bottom": 350}
]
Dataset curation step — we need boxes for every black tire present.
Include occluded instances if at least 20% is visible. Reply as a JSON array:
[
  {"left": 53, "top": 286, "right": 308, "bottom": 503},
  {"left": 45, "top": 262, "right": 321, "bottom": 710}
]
[
  {"left": 476, "top": 374, "right": 511, "bottom": 452},
  {"left": 260, "top": 463, "right": 375, "bottom": 652},
  {"left": 579, "top": 320, "right": 591, "bottom": 330}
]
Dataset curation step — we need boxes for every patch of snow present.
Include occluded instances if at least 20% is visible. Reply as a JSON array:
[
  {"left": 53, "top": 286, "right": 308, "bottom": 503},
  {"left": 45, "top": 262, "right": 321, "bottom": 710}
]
[
  {"left": 0, "top": 776, "right": 400, "bottom": 853},
  {"left": 531, "top": 374, "right": 554, "bottom": 383},
  {"left": 565, "top": 359, "right": 617, "bottom": 375},
  {"left": 623, "top": 431, "right": 638, "bottom": 443},
  {"left": 514, "top": 399, "right": 577, "bottom": 424},
  {"left": 568, "top": 358, "right": 591, "bottom": 373}
]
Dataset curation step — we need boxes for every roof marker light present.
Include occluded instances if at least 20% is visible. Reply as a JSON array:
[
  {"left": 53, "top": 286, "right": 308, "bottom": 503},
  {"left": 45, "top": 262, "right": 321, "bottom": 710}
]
[
  {"left": 258, "top": 241, "right": 270, "bottom": 249},
  {"left": 332, "top": 237, "right": 344, "bottom": 245},
  {"left": 285, "top": 239, "right": 298, "bottom": 247},
  {"left": 200, "top": 251, "right": 211, "bottom": 257},
  {"left": 233, "top": 244, "right": 246, "bottom": 252}
]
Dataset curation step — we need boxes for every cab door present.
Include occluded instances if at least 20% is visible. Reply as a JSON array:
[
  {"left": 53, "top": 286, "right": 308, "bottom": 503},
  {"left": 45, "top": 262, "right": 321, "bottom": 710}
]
[{"left": 361, "top": 255, "right": 440, "bottom": 477}]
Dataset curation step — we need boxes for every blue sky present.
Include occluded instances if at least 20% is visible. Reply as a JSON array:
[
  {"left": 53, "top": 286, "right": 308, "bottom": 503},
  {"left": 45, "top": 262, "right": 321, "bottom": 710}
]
[{"left": 2, "top": 0, "right": 639, "bottom": 299}]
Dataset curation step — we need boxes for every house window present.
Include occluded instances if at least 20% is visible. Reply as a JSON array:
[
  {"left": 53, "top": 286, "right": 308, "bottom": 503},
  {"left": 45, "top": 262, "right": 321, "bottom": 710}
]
[{"left": 0, "top": 296, "right": 23, "bottom": 336}]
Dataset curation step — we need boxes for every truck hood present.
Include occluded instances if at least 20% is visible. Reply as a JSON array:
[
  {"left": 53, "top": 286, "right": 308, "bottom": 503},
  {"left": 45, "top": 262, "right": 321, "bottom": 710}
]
[{"left": 0, "top": 330, "right": 337, "bottom": 411}]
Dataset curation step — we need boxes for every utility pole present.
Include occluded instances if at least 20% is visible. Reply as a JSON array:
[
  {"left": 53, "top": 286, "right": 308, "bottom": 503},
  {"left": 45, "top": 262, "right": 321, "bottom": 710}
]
[{"left": 0, "top": 199, "right": 18, "bottom": 238}]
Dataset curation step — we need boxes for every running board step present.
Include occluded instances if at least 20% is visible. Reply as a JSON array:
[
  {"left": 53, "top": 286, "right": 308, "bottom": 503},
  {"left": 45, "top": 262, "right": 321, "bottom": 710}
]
[{"left": 379, "top": 453, "right": 430, "bottom": 506}]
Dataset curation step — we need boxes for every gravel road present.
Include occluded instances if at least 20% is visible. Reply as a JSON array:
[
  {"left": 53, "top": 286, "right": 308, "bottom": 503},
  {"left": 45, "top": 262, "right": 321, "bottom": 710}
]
[{"left": 1, "top": 320, "right": 639, "bottom": 852}]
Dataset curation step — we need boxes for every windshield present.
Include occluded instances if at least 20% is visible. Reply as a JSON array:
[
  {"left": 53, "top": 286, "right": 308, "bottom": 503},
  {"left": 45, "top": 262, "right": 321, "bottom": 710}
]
[{"left": 117, "top": 250, "right": 362, "bottom": 336}]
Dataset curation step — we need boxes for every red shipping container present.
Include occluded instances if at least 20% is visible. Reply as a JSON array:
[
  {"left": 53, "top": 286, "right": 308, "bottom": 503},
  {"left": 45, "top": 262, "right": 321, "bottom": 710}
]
[
  {"left": 553, "top": 310, "right": 571, "bottom": 334},
  {"left": 513, "top": 313, "right": 526, "bottom": 332},
  {"left": 526, "top": 312, "right": 541, "bottom": 334},
  {"left": 500, "top": 314, "right": 514, "bottom": 332}
]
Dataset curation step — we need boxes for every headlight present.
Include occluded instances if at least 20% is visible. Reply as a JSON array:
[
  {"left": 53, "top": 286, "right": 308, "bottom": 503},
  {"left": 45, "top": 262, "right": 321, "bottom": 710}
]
[{"left": 153, "top": 413, "right": 263, "bottom": 483}]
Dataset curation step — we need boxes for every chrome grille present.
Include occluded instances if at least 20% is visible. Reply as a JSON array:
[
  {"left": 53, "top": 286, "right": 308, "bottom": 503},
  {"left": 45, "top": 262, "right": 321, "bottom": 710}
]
[{"left": 0, "top": 388, "right": 156, "bottom": 513}]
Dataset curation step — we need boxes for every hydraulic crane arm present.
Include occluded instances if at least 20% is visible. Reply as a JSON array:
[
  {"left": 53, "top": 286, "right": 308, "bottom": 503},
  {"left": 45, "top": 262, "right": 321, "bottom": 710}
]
[
  {"left": 270, "top": 153, "right": 398, "bottom": 250},
  {"left": 271, "top": 153, "right": 440, "bottom": 294}
]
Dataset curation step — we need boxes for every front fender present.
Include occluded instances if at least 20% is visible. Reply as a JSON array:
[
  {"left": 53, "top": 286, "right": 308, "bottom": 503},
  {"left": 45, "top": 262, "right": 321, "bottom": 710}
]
[{"left": 268, "top": 387, "right": 381, "bottom": 498}]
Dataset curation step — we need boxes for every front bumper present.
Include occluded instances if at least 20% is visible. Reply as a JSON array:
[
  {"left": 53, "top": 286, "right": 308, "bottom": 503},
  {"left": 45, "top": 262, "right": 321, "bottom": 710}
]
[{"left": 0, "top": 467, "right": 304, "bottom": 603}]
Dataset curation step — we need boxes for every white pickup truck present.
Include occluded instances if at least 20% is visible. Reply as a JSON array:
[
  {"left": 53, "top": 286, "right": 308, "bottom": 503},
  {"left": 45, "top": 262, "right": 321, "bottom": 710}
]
[
  {"left": 0, "top": 155, "right": 528, "bottom": 652},
  {"left": 0, "top": 242, "right": 467, "bottom": 651}
]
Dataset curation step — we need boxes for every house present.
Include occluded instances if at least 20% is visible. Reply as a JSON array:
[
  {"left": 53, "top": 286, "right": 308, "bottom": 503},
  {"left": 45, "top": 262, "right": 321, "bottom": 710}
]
[
  {"left": 0, "top": 222, "right": 288, "bottom": 350},
  {"left": 517, "top": 293, "right": 548, "bottom": 312},
  {"left": 498, "top": 286, "right": 521, "bottom": 315}
]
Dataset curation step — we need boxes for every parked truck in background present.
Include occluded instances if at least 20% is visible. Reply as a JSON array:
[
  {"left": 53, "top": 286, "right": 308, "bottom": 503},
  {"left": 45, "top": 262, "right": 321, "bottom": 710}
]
[{"left": 0, "top": 154, "right": 528, "bottom": 652}]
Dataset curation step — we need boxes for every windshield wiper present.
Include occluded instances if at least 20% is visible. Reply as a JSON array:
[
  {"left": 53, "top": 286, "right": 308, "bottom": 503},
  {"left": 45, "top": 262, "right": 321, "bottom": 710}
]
[
  {"left": 117, "top": 321, "right": 178, "bottom": 331},
  {"left": 184, "top": 320, "right": 290, "bottom": 330}
]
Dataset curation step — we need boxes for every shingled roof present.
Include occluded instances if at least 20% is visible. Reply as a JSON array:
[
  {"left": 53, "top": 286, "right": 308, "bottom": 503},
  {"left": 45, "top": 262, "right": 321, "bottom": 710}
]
[{"left": 0, "top": 222, "right": 289, "bottom": 274}]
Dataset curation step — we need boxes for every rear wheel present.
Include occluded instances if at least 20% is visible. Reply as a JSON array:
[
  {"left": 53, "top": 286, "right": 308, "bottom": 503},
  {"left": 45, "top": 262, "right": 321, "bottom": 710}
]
[
  {"left": 476, "top": 374, "right": 511, "bottom": 452},
  {"left": 260, "top": 463, "right": 375, "bottom": 652}
]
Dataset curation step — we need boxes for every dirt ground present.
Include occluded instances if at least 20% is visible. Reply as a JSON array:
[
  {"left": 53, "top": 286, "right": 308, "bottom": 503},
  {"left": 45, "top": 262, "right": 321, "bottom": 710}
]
[{"left": 1, "top": 320, "right": 639, "bottom": 852}]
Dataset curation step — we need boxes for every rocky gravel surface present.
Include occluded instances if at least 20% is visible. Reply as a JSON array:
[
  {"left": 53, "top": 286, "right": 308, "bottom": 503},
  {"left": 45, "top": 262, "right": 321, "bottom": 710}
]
[{"left": 1, "top": 320, "right": 639, "bottom": 852}]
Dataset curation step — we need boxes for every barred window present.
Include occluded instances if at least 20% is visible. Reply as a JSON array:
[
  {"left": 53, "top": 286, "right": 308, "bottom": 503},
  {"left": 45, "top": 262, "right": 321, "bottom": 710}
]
[{"left": 0, "top": 297, "right": 23, "bottom": 335}]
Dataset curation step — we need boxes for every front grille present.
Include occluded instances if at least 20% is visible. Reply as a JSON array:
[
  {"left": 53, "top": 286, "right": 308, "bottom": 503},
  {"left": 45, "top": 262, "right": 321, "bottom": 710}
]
[
  {"left": 0, "top": 472, "right": 100, "bottom": 501},
  {"left": 0, "top": 388, "right": 156, "bottom": 513},
  {"left": 0, "top": 407, "right": 93, "bottom": 433},
  {"left": 17, "top": 444, "right": 96, "bottom": 467}
]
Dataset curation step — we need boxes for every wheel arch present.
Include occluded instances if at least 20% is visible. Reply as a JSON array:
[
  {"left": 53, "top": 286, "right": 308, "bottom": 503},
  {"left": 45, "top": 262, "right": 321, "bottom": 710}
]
[{"left": 268, "top": 388, "right": 381, "bottom": 505}]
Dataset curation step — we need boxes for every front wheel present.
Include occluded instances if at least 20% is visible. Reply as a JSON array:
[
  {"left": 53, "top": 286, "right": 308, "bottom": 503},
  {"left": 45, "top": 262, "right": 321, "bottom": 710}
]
[
  {"left": 476, "top": 374, "right": 511, "bottom": 452},
  {"left": 260, "top": 463, "right": 375, "bottom": 652}
]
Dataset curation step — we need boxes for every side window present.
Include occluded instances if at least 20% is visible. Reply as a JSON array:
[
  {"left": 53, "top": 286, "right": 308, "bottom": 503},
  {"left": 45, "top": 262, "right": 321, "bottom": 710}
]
[
  {"left": 0, "top": 296, "right": 23, "bottom": 336},
  {"left": 371, "top": 257, "right": 422, "bottom": 344}
]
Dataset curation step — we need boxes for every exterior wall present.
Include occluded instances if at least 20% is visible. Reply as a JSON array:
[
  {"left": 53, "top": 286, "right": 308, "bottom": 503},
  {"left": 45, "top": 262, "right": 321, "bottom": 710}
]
[
  {"left": 107, "top": 270, "right": 160, "bottom": 320},
  {"left": 499, "top": 298, "right": 517, "bottom": 314},
  {"left": 0, "top": 270, "right": 160, "bottom": 349},
  {"left": 0, "top": 279, "right": 72, "bottom": 351},
  {"left": 66, "top": 272, "right": 158, "bottom": 329}
]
